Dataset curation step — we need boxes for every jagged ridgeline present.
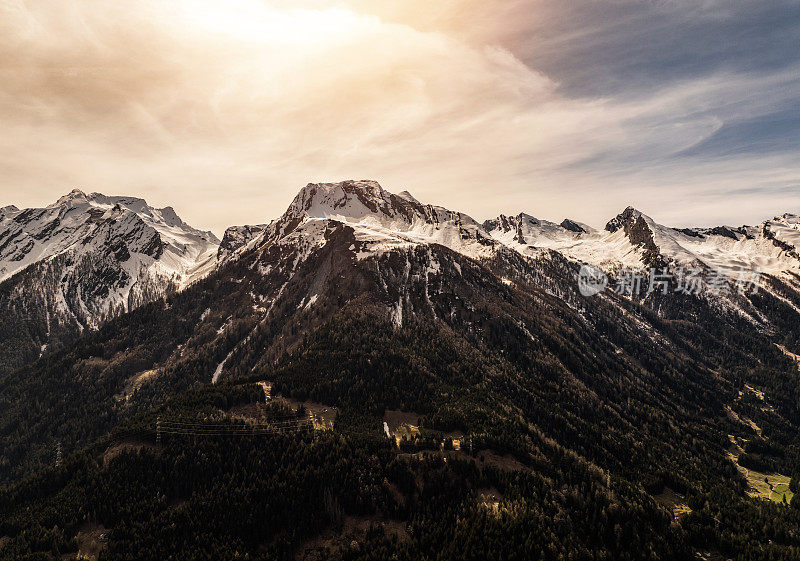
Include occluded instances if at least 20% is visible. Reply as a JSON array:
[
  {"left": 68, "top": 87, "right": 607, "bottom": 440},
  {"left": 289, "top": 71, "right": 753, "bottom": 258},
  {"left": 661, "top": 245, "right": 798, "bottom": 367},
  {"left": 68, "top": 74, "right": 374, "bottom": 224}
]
[
  {"left": 1, "top": 181, "right": 800, "bottom": 560},
  {"left": 0, "top": 191, "right": 219, "bottom": 374}
]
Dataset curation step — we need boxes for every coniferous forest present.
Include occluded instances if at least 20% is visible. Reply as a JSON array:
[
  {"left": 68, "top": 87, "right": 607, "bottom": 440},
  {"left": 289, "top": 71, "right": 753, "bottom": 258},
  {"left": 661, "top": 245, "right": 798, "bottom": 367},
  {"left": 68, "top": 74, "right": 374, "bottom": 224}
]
[
  {"left": 3, "top": 1, "right": 800, "bottom": 559},
  {"left": 2, "top": 238, "right": 800, "bottom": 560}
]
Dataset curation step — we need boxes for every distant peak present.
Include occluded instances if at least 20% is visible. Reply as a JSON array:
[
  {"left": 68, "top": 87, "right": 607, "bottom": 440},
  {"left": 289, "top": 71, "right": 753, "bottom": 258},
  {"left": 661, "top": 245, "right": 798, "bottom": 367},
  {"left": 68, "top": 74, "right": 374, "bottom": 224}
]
[
  {"left": 482, "top": 213, "right": 538, "bottom": 234},
  {"left": 515, "top": 212, "right": 539, "bottom": 224},
  {"left": 156, "top": 205, "right": 182, "bottom": 226},
  {"left": 285, "top": 179, "right": 403, "bottom": 222},
  {"left": 218, "top": 223, "right": 268, "bottom": 260},
  {"left": 51, "top": 188, "right": 89, "bottom": 207},
  {"left": 88, "top": 193, "right": 149, "bottom": 212},
  {"left": 560, "top": 219, "right": 586, "bottom": 234},
  {"left": 397, "top": 190, "right": 420, "bottom": 204},
  {"left": 302, "top": 179, "right": 383, "bottom": 195},
  {"left": 775, "top": 212, "right": 800, "bottom": 223},
  {"left": 605, "top": 206, "right": 645, "bottom": 233},
  {"left": 294, "top": 179, "right": 384, "bottom": 201}
]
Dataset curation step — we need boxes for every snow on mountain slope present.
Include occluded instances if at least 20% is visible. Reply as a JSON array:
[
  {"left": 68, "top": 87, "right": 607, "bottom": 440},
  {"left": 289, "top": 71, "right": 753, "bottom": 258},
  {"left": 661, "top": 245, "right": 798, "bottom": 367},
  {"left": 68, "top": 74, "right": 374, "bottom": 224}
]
[
  {"left": 671, "top": 222, "right": 800, "bottom": 278},
  {"left": 229, "top": 180, "right": 800, "bottom": 289},
  {"left": 79, "top": 192, "right": 220, "bottom": 284},
  {"left": 483, "top": 213, "right": 584, "bottom": 248},
  {"left": 482, "top": 213, "right": 605, "bottom": 259},
  {"left": 0, "top": 189, "right": 219, "bottom": 332},
  {"left": 1, "top": 189, "right": 218, "bottom": 285},
  {"left": 248, "top": 180, "right": 498, "bottom": 262},
  {"left": 483, "top": 209, "right": 651, "bottom": 270},
  {"left": 609, "top": 208, "right": 800, "bottom": 277},
  {"left": 484, "top": 206, "right": 800, "bottom": 279}
]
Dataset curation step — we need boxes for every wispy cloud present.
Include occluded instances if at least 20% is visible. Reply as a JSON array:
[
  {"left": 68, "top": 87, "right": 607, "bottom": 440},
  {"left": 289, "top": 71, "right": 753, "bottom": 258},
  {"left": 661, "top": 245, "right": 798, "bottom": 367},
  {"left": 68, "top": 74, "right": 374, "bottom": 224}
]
[{"left": 0, "top": 0, "right": 797, "bottom": 234}]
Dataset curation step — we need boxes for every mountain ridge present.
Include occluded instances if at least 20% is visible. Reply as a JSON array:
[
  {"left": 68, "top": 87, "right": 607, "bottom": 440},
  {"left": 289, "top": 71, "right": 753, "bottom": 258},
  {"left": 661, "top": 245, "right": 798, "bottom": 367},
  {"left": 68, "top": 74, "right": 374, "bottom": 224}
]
[
  {"left": 2, "top": 178, "right": 800, "bottom": 381},
  {"left": 0, "top": 189, "right": 220, "bottom": 373},
  {"left": 3, "top": 180, "right": 800, "bottom": 560}
]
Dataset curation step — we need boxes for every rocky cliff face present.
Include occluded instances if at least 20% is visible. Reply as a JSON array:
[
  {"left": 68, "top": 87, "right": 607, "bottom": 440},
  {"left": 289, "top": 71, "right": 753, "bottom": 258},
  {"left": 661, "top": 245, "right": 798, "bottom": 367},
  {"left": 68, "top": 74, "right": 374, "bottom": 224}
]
[
  {"left": 0, "top": 189, "right": 219, "bottom": 372},
  {"left": 217, "top": 224, "right": 269, "bottom": 263}
]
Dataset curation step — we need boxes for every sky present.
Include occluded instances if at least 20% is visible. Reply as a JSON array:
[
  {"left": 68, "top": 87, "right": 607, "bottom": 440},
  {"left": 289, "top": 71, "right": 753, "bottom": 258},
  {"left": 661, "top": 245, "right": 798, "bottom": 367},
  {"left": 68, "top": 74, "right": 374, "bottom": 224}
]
[{"left": 0, "top": 0, "right": 798, "bottom": 235}]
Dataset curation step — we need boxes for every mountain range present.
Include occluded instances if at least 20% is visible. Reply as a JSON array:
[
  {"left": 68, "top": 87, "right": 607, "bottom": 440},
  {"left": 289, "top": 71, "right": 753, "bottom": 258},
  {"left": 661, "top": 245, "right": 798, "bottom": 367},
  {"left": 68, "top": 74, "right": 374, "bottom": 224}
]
[
  {"left": 2, "top": 180, "right": 800, "bottom": 560},
  {"left": 3, "top": 180, "right": 800, "bottom": 377}
]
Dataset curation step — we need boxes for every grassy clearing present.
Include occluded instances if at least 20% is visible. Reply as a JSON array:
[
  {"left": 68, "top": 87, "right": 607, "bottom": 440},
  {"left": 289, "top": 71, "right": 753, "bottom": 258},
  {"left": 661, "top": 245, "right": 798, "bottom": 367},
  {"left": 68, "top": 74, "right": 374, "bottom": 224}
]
[
  {"left": 383, "top": 410, "right": 420, "bottom": 431},
  {"left": 72, "top": 523, "right": 108, "bottom": 560},
  {"left": 102, "top": 441, "right": 156, "bottom": 468},
  {"left": 744, "top": 471, "right": 794, "bottom": 504},
  {"left": 653, "top": 487, "right": 692, "bottom": 519},
  {"left": 725, "top": 406, "right": 761, "bottom": 435},
  {"left": 392, "top": 424, "right": 421, "bottom": 446},
  {"left": 728, "top": 435, "right": 794, "bottom": 505},
  {"left": 273, "top": 396, "right": 338, "bottom": 429},
  {"left": 117, "top": 368, "right": 160, "bottom": 401}
]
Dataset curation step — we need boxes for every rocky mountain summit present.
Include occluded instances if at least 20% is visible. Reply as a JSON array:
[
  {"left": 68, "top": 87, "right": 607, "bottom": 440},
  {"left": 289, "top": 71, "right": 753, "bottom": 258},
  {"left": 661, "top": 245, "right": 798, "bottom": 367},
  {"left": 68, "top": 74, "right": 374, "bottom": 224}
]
[{"left": 0, "top": 189, "right": 219, "bottom": 371}]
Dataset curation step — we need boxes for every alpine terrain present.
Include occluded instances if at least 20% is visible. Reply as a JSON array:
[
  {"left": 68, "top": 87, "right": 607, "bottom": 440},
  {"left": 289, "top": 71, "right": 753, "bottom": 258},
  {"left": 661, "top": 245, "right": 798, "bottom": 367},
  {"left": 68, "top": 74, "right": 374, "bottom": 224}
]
[
  {"left": 0, "top": 189, "right": 219, "bottom": 374},
  {"left": 2, "top": 181, "right": 800, "bottom": 561}
]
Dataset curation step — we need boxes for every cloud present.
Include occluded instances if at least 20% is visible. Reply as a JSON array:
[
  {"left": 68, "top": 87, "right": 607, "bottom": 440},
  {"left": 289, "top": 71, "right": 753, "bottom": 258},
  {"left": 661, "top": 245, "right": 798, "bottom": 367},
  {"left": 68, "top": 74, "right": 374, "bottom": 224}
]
[{"left": 0, "top": 0, "right": 797, "bottom": 234}]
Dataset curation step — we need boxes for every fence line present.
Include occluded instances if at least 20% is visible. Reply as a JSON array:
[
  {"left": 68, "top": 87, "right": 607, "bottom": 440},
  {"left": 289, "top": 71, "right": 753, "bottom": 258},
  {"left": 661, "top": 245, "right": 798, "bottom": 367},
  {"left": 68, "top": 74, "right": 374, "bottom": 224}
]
[{"left": 155, "top": 416, "right": 313, "bottom": 437}]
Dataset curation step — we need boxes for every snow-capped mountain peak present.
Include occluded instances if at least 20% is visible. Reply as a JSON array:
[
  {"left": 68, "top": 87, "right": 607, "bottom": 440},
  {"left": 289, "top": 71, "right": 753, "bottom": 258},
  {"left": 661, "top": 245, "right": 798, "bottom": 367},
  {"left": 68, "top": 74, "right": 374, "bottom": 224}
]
[
  {"left": 483, "top": 212, "right": 593, "bottom": 255},
  {"left": 479, "top": 202, "right": 800, "bottom": 285},
  {"left": 256, "top": 180, "right": 497, "bottom": 261},
  {"left": 0, "top": 205, "right": 18, "bottom": 217},
  {"left": 0, "top": 190, "right": 220, "bottom": 344},
  {"left": 602, "top": 207, "right": 665, "bottom": 267},
  {"left": 601, "top": 207, "right": 800, "bottom": 277},
  {"left": 1, "top": 190, "right": 219, "bottom": 283},
  {"left": 217, "top": 223, "right": 269, "bottom": 263},
  {"left": 284, "top": 180, "right": 405, "bottom": 223},
  {"left": 255, "top": 182, "right": 800, "bottom": 288},
  {"left": 49, "top": 188, "right": 90, "bottom": 207},
  {"left": 604, "top": 206, "right": 645, "bottom": 233},
  {"left": 397, "top": 190, "right": 421, "bottom": 204}
]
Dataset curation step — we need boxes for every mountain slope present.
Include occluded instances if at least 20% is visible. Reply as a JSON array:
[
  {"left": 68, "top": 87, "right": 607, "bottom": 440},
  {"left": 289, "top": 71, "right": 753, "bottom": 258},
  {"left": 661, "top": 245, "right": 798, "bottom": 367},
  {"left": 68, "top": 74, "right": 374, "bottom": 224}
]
[
  {"left": 485, "top": 206, "right": 800, "bottom": 279},
  {"left": 258, "top": 179, "right": 498, "bottom": 261},
  {"left": 0, "top": 190, "right": 219, "bottom": 373},
  {"left": 3, "top": 181, "right": 800, "bottom": 560}
]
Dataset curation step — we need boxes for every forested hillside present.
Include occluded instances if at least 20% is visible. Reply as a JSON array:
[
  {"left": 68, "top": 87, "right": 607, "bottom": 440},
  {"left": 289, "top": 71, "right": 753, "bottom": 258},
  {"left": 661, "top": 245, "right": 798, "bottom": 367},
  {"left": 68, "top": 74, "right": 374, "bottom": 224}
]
[{"left": 2, "top": 215, "right": 800, "bottom": 559}]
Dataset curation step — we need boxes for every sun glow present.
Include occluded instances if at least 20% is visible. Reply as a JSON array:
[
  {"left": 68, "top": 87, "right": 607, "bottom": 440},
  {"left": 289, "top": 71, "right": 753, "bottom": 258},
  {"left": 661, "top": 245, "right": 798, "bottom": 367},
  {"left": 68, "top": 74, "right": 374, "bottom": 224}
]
[{"left": 177, "top": 0, "right": 368, "bottom": 46}]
